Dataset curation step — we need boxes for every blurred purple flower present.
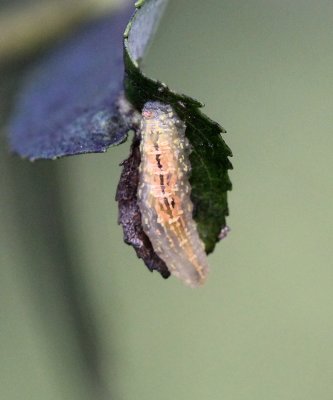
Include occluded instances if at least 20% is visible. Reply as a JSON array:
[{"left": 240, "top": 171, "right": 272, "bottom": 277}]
[{"left": 9, "top": 4, "right": 134, "bottom": 160}]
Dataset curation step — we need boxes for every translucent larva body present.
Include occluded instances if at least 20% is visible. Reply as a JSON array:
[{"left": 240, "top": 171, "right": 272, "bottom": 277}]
[{"left": 137, "top": 101, "right": 209, "bottom": 287}]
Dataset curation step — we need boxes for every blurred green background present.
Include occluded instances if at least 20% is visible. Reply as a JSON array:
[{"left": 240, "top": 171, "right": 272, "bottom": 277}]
[{"left": 1, "top": 0, "right": 333, "bottom": 399}]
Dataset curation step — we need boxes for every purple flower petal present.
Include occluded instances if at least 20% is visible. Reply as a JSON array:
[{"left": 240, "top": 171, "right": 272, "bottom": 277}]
[{"left": 9, "top": 4, "right": 134, "bottom": 160}]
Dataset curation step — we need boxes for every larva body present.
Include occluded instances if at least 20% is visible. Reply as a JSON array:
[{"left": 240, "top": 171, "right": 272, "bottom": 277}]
[{"left": 137, "top": 101, "right": 209, "bottom": 287}]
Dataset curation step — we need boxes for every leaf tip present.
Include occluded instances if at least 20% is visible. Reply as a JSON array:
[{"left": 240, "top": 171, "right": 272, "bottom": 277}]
[{"left": 134, "top": 0, "right": 146, "bottom": 8}]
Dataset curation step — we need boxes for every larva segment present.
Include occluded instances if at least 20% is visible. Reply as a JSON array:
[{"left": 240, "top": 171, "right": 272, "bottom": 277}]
[{"left": 137, "top": 101, "right": 209, "bottom": 287}]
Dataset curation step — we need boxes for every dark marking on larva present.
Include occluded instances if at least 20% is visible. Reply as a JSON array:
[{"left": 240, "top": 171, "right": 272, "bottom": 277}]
[
  {"left": 156, "top": 154, "right": 162, "bottom": 169},
  {"left": 159, "top": 174, "right": 165, "bottom": 193},
  {"left": 163, "top": 197, "right": 172, "bottom": 213}
]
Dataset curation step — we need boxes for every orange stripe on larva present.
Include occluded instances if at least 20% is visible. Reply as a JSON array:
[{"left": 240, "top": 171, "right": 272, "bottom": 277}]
[{"left": 137, "top": 101, "right": 209, "bottom": 287}]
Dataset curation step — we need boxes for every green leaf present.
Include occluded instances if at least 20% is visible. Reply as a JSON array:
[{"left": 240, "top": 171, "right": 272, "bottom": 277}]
[{"left": 123, "top": 0, "right": 232, "bottom": 254}]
